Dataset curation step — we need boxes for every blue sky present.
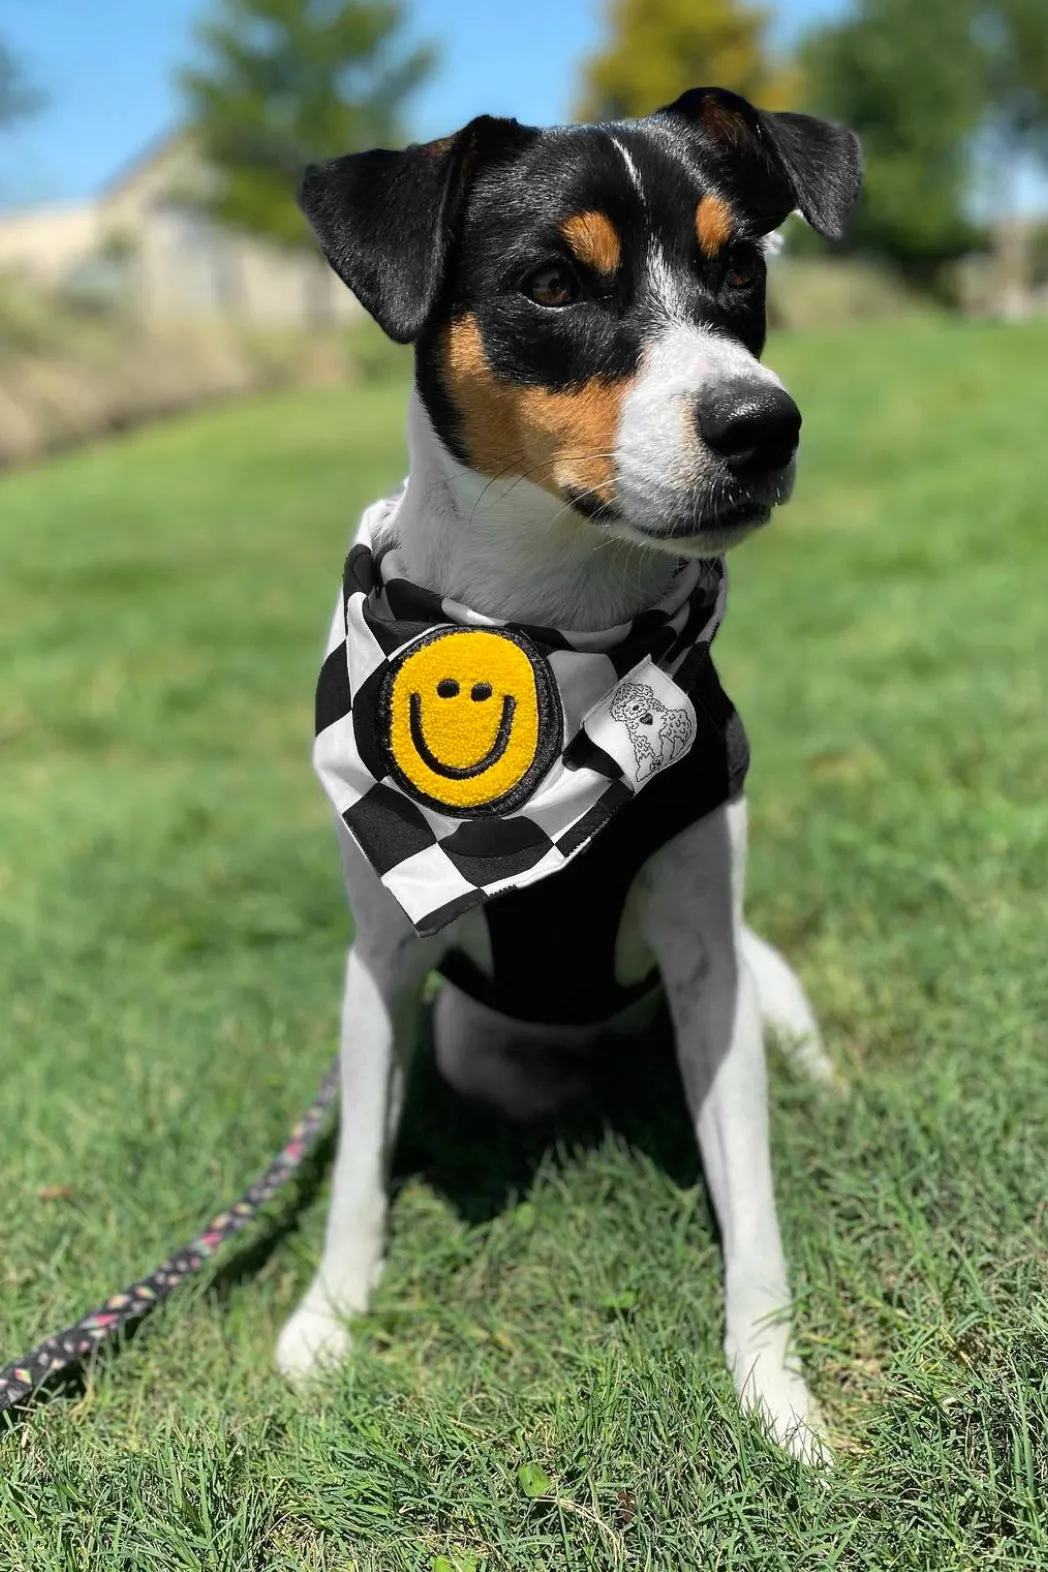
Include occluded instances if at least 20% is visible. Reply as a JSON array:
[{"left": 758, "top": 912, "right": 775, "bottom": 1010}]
[
  {"left": 0, "top": 0, "right": 846, "bottom": 210},
  {"left": 2, "top": 0, "right": 1045, "bottom": 216}
]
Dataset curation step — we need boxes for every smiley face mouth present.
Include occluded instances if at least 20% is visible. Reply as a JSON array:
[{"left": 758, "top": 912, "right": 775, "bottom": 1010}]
[{"left": 408, "top": 691, "right": 517, "bottom": 780}]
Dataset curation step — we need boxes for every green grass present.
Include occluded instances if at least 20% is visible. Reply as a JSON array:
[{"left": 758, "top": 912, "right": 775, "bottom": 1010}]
[{"left": 1, "top": 318, "right": 1047, "bottom": 1570}]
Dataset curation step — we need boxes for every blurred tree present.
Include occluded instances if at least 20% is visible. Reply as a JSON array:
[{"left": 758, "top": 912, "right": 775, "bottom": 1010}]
[
  {"left": 803, "top": 0, "right": 1048, "bottom": 282},
  {"left": 0, "top": 38, "right": 43, "bottom": 128},
  {"left": 984, "top": 0, "right": 1048, "bottom": 163},
  {"left": 577, "top": 0, "right": 795, "bottom": 122},
  {"left": 181, "top": 0, "right": 434, "bottom": 247},
  {"left": 801, "top": 0, "right": 986, "bottom": 280}
]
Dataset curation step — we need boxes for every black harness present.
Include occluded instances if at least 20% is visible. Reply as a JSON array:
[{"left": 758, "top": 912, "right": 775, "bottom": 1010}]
[{"left": 440, "top": 653, "right": 749, "bottom": 1026}]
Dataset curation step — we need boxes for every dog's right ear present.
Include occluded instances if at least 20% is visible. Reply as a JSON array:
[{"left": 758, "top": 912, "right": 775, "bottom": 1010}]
[
  {"left": 300, "top": 116, "right": 536, "bottom": 344},
  {"left": 657, "top": 87, "right": 862, "bottom": 242}
]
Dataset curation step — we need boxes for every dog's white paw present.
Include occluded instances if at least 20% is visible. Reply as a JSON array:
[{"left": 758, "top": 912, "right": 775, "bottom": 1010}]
[
  {"left": 771, "top": 1028, "right": 842, "bottom": 1092},
  {"left": 729, "top": 1345, "right": 833, "bottom": 1466},
  {"left": 276, "top": 1297, "right": 353, "bottom": 1385}
]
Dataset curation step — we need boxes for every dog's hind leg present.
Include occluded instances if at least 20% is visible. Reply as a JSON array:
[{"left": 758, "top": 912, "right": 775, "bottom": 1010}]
[
  {"left": 276, "top": 831, "right": 438, "bottom": 1383},
  {"left": 741, "top": 925, "right": 837, "bottom": 1087}
]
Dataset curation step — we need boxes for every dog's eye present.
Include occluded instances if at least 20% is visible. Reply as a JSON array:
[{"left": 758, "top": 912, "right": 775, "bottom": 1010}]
[
  {"left": 524, "top": 264, "right": 578, "bottom": 308},
  {"left": 724, "top": 245, "right": 761, "bottom": 290}
]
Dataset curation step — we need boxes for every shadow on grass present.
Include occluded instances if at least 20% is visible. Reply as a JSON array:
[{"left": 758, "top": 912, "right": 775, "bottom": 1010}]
[
  {"left": 207, "top": 1121, "right": 340, "bottom": 1303},
  {"left": 392, "top": 1003, "right": 705, "bottom": 1226},
  {"left": 209, "top": 1003, "right": 707, "bottom": 1308},
  {"left": 1, "top": 1007, "right": 709, "bottom": 1436}
]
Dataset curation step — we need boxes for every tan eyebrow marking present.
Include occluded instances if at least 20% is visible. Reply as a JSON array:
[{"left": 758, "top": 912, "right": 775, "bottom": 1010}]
[
  {"left": 560, "top": 211, "right": 622, "bottom": 275},
  {"left": 696, "top": 194, "right": 733, "bottom": 258},
  {"left": 700, "top": 95, "right": 750, "bottom": 148}
]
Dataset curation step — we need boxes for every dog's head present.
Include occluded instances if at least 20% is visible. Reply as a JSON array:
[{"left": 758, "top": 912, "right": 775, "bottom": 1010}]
[{"left": 301, "top": 89, "right": 861, "bottom": 555}]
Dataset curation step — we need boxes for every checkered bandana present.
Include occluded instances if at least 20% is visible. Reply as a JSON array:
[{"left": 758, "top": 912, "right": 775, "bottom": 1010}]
[{"left": 314, "top": 494, "right": 730, "bottom": 937}]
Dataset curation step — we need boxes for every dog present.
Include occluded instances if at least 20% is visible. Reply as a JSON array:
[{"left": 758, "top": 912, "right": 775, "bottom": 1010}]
[
  {"left": 275, "top": 87, "right": 862, "bottom": 1462},
  {"left": 609, "top": 681, "right": 694, "bottom": 780}
]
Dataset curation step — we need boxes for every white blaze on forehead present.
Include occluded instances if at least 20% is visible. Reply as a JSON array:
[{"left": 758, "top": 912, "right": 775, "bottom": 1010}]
[
  {"left": 614, "top": 323, "right": 786, "bottom": 533},
  {"left": 610, "top": 132, "right": 712, "bottom": 322},
  {"left": 609, "top": 134, "right": 688, "bottom": 321},
  {"left": 610, "top": 135, "right": 644, "bottom": 199},
  {"left": 646, "top": 244, "right": 690, "bottom": 322}
]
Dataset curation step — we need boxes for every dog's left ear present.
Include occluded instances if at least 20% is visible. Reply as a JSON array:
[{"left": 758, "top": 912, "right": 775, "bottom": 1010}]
[
  {"left": 656, "top": 87, "right": 862, "bottom": 241},
  {"left": 300, "top": 116, "right": 537, "bottom": 343}
]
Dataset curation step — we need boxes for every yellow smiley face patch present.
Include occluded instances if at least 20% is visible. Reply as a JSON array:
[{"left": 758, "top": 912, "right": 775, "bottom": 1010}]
[{"left": 379, "top": 626, "right": 561, "bottom": 815}]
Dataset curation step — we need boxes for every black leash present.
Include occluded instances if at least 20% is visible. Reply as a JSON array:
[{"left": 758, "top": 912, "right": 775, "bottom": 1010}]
[{"left": 0, "top": 1059, "right": 340, "bottom": 1415}]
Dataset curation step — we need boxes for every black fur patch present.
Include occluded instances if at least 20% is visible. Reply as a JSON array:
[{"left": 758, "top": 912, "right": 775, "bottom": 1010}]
[{"left": 562, "top": 486, "right": 622, "bottom": 523}]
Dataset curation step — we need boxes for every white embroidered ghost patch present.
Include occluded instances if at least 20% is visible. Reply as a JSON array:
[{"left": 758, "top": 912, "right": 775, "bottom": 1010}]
[{"left": 583, "top": 659, "right": 697, "bottom": 791}]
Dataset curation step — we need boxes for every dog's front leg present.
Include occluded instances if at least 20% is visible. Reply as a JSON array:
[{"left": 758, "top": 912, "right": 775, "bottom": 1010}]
[
  {"left": 276, "top": 831, "right": 438, "bottom": 1381},
  {"left": 637, "top": 798, "right": 829, "bottom": 1463}
]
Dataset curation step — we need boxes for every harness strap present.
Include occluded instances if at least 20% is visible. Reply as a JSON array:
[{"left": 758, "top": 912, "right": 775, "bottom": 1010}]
[{"left": 0, "top": 1059, "right": 340, "bottom": 1415}]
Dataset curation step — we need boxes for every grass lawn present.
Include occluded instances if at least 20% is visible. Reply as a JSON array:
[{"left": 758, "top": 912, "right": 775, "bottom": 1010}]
[{"left": 1, "top": 318, "right": 1047, "bottom": 1570}]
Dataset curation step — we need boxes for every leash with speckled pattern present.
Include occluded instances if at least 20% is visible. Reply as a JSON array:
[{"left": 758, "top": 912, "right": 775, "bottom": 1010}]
[{"left": 0, "top": 1060, "right": 340, "bottom": 1415}]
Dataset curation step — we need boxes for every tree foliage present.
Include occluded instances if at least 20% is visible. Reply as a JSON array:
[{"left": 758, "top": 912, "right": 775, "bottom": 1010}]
[
  {"left": 0, "top": 39, "right": 43, "bottom": 129},
  {"left": 802, "top": 0, "right": 1048, "bottom": 278},
  {"left": 802, "top": 0, "right": 985, "bottom": 276},
  {"left": 983, "top": 0, "right": 1048, "bottom": 159},
  {"left": 181, "top": 0, "right": 434, "bottom": 246},
  {"left": 577, "top": 0, "right": 795, "bottom": 123}
]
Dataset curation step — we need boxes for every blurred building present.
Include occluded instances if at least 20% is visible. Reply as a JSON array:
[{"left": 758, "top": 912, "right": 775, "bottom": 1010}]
[
  {"left": 953, "top": 217, "right": 1048, "bottom": 319},
  {"left": 0, "top": 131, "right": 359, "bottom": 328}
]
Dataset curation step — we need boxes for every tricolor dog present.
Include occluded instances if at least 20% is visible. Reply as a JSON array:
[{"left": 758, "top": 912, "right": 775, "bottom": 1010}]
[{"left": 277, "top": 88, "right": 862, "bottom": 1461}]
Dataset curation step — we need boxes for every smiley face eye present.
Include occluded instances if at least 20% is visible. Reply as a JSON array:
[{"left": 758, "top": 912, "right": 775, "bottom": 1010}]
[
  {"left": 471, "top": 682, "right": 493, "bottom": 702},
  {"left": 524, "top": 264, "right": 578, "bottom": 308},
  {"left": 436, "top": 678, "right": 460, "bottom": 698},
  {"left": 725, "top": 245, "right": 761, "bottom": 290}
]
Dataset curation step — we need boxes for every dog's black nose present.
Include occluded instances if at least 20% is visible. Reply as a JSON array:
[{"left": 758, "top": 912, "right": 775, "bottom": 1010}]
[{"left": 697, "top": 385, "right": 801, "bottom": 477}]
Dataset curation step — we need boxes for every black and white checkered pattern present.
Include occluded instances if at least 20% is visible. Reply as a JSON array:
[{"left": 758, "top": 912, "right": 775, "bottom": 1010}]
[{"left": 314, "top": 495, "right": 728, "bottom": 937}]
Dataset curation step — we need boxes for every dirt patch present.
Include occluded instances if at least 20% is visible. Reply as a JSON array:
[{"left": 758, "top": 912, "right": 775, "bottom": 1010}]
[{"left": 0, "top": 279, "right": 358, "bottom": 469}]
